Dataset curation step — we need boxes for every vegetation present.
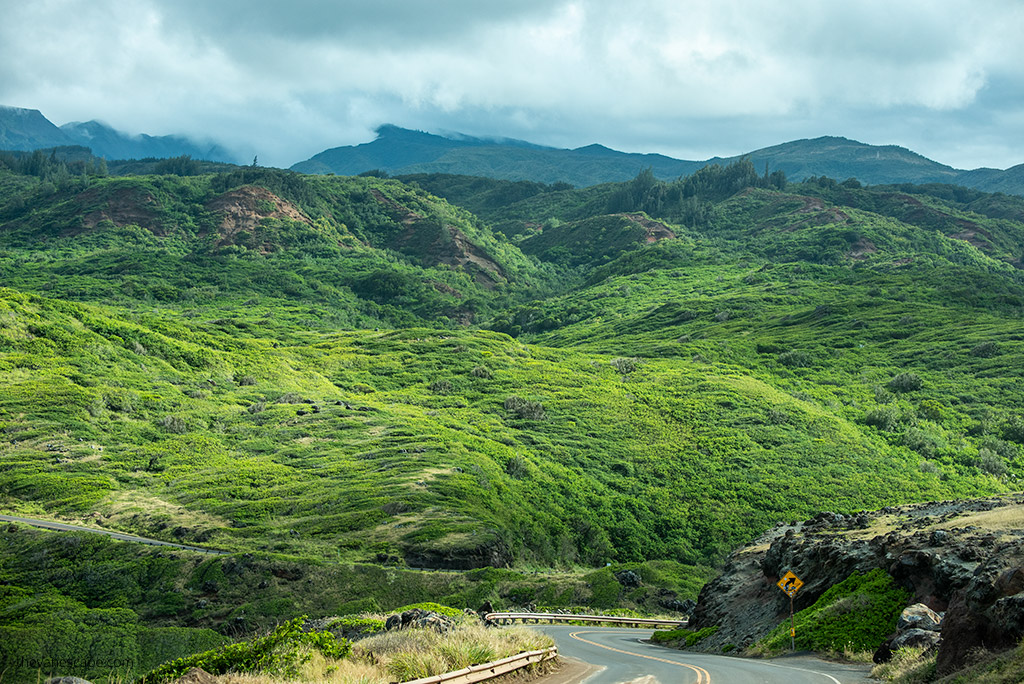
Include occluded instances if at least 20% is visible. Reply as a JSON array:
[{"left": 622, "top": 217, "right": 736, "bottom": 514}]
[
  {"left": 1, "top": 155, "right": 1023, "bottom": 679},
  {"left": 650, "top": 625, "right": 720, "bottom": 647},
  {"left": 870, "top": 637, "right": 1024, "bottom": 683},
  {"left": 753, "top": 569, "right": 911, "bottom": 654},
  {"left": 138, "top": 616, "right": 348, "bottom": 682}
]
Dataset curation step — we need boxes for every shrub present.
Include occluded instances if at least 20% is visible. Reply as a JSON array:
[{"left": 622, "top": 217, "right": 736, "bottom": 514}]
[
  {"left": 471, "top": 366, "right": 492, "bottom": 379},
  {"left": 505, "top": 455, "right": 530, "bottom": 480},
  {"left": 650, "top": 625, "right": 719, "bottom": 646},
  {"left": 610, "top": 357, "right": 641, "bottom": 374},
  {"left": 901, "top": 428, "right": 938, "bottom": 457},
  {"left": 888, "top": 373, "right": 923, "bottom": 393},
  {"left": 976, "top": 449, "right": 1007, "bottom": 477},
  {"left": 864, "top": 407, "right": 899, "bottom": 432},
  {"left": 504, "top": 396, "right": 546, "bottom": 421},
  {"left": 917, "top": 400, "right": 944, "bottom": 422},
  {"left": 755, "top": 569, "right": 910, "bottom": 654},
  {"left": 778, "top": 350, "right": 811, "bottom": 368},
  {"left": 139, "top": 617, "right": 349, "bottom": 683},
  {"left": 970, "top": 341, "right": 1000, "bottom": 358},
  {"left": 430, "top": 380, "right": 453, "bottom": 395},
  {"left": 237, "top": 375, "right": 258, "bottom": 386},
  {"left": 158, "top": 415, "right": 188, "bottom": 434},
  {"left": 1002, "top": 416, "right": 1024, "bottom": 445}
]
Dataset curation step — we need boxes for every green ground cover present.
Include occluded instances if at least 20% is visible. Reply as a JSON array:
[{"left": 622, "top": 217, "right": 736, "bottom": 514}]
[{"left": 1, "top": 158, "right": 1022, "bottom": 680}]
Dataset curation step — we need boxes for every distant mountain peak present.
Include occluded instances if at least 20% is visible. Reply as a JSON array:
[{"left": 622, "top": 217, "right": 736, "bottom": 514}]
[{"left": 1, "top": 104, "right": 233, "bottom": 162}]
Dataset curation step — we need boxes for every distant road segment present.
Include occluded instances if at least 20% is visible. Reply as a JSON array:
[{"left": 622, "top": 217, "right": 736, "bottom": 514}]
[{"left": 0, "top": 514, "right": 229, "bottom": 555}]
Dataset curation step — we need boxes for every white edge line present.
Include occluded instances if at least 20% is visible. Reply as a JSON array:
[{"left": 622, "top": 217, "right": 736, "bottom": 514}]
[{"left": 750, "top": 659, "right": 843, "bottom": 684}]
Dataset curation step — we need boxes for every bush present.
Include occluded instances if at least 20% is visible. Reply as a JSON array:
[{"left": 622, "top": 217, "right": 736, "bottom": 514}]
[
  {"left": 902, "top": 428, "right": 939, "bottom": 457},
  {"left": 504, "top": 395, "right": 546, "bottom": 421},
  {"left": 158, "top": 415, "right": 188, "bottom": 434},
  {"left": 778, "top": 350, "right": 811, "bottom": 368},
  {"left": 976, "top": 449, "right": 1007, "bottom": 477},
  {"left": 970, "top": 341, "right": 1000, "bottom": 358},
  {"left": 606, "top": 358, "right": 638, "bottom": 374},
  {"left": 755, "top": 569, "right": 910, "bottom": 654},
  {"left": 139, "top": 617, "right": 349, "bottom": 683},
  {"left": 650, "top": 625, "right": 719, "bottom": 646},
  {"left": 471, "top": 366, "right": 492, "bottom": 379},
  {"left": 864, "top": 407, "right": 899, "bottom": 432},
  {"left": 1002, "top": 416, "right": 1024, "bottom": 445},
  {"left": 610, "top": 357, "right": 641, "bottom": 374},
  {"left": 888, "top": 373, "right": 923, "bottom": 393},
  {"left": 430, "top": 380, "right": 453, "bottom": 395}
]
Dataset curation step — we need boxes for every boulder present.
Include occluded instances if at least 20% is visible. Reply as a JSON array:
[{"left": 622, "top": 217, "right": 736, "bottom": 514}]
[
  {"left": 897, "top": 603, "right": 943, "bottom": 632},
  {"left": 384, "top": 609, "right": 455, "bottom": 633},
  {"left": 45, "top": 679, "right": 93, "bottom": 684},
  {"left": 891, "top": 628, "right": 941, "bottom": 652},
  {"left": 171, "top": 669, "right": 216, "bottom": 684}
]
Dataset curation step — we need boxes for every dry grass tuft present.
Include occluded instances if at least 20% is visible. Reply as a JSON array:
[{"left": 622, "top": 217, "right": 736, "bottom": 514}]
[{"left": 870, "top": 646, "right": 936, "bottom": 682}]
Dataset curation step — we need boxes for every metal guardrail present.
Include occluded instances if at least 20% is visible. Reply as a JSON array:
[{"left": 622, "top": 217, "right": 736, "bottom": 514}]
[
  {"left": 484, "top": 612, "right": 685, "bottom": 628},
  {"left": 402, "top": 646, "right": 558, "bottom": 684}
]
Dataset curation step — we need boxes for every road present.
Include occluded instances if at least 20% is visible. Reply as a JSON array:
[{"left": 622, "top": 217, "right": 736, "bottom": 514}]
[
  {"left": 540, "top": 626, "right": 873, "bottom": 684},
  {"left": 0, "top": 514, "right": 229, "bottom": 554}
]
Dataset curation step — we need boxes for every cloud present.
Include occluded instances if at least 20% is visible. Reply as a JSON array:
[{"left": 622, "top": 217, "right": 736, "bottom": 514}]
[{"left": 0, "top": 0, "right": 1022, "bottom": 169}]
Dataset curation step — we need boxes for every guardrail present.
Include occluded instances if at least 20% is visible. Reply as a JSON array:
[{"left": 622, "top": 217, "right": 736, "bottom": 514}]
[
  {"left": 403, "top": 646, "right": 557, "bottom": 684},
  {"left": 484, "top": 612, "right": 685, "bottom": 628}
]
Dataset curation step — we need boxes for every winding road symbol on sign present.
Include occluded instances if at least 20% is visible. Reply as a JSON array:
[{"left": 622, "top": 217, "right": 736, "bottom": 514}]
[{"left": 778, "top": 570, "right": 803, "bottom": 597}]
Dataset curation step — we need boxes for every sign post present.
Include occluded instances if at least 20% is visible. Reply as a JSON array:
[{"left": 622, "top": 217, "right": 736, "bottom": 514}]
[{"left": 776, "top": 571, "right": 803, "bottom": 652}]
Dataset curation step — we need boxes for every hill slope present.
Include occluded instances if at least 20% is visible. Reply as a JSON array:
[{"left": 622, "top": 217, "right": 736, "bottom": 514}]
[{"left": 2, "top": 161, "right": 1024, "bottom": 678}]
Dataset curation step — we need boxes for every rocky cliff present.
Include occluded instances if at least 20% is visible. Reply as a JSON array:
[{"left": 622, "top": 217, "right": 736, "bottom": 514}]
[{"left": 686, "top": 493, "right": 1024, "bottom": 674}]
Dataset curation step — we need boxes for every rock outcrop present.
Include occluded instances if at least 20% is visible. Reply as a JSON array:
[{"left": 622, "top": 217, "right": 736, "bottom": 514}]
[
  {"left": 384, "top": 608, "right": 455, "bottom": 633},
  {"left": 685, "top": 493, "right": 1024, "bottom": 672},
  {"left": 873, "top": 603, "right": 943, "bottom": 663}
]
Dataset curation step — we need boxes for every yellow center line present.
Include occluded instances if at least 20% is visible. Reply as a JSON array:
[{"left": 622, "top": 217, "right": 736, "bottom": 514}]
[{"left": 569, "top": 630, "right": 712, "bottom": 684}]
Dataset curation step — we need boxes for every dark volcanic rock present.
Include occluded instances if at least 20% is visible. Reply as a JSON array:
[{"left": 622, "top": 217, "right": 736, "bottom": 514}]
[
  {"left": 687, "top": 494, "right": 1024, "bottom": 656},
  {"left": 403, "top": 537, "right": 511, "bottom": 570},
  {"left": 936, "top": 553, "right": 1024, "bottom": 675},
  {"left": 615, "top": 569, "right": 642, "bottom": 588}
]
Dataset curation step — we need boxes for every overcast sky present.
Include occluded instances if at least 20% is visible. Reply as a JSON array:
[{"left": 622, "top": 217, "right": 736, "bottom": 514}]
[{"left": 2, "top": 0, "right": 1022, "bottom": 170}]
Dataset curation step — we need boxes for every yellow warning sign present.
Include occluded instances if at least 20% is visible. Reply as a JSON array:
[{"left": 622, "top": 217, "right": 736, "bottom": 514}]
[{"left": 777, "top": 571, "right": 803, "bottom": 597}]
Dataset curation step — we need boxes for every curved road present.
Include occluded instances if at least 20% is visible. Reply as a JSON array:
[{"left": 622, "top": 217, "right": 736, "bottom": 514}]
[
  {"left": 541, "top": 626, "right": 872, "bottom": 684},
  {"left": 0, "top": 514, "right": 229, "bottom": 555}
]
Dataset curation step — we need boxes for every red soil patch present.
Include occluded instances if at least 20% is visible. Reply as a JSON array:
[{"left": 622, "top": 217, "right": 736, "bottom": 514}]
[
  {"left": 79, "top": 187, "right": 162, "bottom": 234},
  {"left": 205, "top": 186, "right": 313, "bottom": 252},
  {"left": 619, "top": 212, "right": 676, "bottom": 242}
]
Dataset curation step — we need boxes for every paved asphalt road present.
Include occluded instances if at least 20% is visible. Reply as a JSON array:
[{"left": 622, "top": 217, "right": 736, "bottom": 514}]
[
  {"left": 541, "top": 626, "right": 873, "bottom": 684},
  {"left": 0, "top": 514, "right": 228, "bottom": 554}
]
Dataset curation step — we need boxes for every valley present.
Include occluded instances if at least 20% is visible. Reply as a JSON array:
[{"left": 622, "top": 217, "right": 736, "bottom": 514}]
[{"left": 1, "top": 152, "right": 1023, "bottom": 682}]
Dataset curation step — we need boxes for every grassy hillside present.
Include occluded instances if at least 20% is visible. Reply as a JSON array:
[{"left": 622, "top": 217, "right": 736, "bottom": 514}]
[{"left": 2, "top": 158, "right": 1023, "bottom": 680}]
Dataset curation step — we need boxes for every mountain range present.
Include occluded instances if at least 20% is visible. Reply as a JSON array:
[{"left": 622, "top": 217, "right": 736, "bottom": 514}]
[
  {"left": 4, "top": 105, "right": 1023, "bottom": 195},
  {"left": 0, "top": 105, "right": 234, "bottom": 162},
  {"left": 294, "top": 125, "right": 1024, "bottom": 194}
]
